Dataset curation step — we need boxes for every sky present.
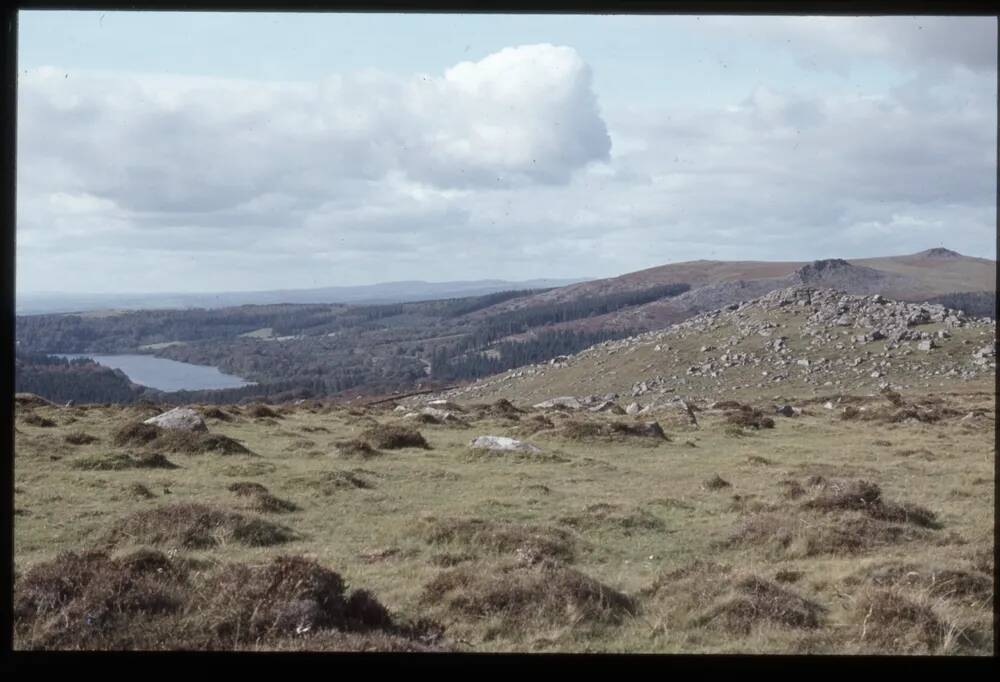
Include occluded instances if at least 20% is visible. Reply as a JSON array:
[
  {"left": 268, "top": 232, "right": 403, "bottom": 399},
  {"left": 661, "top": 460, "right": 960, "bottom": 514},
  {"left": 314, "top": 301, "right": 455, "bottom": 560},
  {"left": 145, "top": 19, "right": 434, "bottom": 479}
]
[{"left": 16, "top": 11, "right": 998, "bottom": 294}]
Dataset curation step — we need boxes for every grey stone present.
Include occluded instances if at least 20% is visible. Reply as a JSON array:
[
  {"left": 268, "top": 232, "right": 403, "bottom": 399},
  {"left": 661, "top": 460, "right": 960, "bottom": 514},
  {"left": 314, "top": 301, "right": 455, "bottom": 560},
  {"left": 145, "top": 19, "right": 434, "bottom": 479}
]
[{"left": 143, "top": 407, "right": 207, "bottom": 432}]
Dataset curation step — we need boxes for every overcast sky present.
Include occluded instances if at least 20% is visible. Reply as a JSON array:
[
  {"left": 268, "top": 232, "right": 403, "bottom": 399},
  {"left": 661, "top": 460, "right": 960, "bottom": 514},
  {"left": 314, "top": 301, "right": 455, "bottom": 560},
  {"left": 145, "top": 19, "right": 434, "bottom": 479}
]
[{"left": 16, "top": 12, "right": 998, "bottom": 294}]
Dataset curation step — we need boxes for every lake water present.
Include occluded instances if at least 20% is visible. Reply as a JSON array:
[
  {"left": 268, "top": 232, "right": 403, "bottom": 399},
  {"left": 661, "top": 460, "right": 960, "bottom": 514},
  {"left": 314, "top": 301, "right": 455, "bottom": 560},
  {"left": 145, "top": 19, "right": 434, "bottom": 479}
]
[{"left": 56, "top": 354, "right": 254, "bottom": 392}]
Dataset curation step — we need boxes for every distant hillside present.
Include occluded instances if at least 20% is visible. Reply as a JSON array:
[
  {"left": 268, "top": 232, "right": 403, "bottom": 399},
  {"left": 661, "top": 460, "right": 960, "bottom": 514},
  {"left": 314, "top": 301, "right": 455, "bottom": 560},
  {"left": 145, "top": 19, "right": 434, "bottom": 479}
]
[
  {"left": 16, "top": 277, "right": 589, "bottom": 316},
  {"left": 479, "top": 249, "right": 994, "bottom": 316},
  {"left": 15, "top": 248, "right": 994, "bottom": 403},
  {"left": 473, "top": 249, "right": 996, "bottom": 335},
  {"left": 425, "top": 285, "right": 997, "bottom": 407}
]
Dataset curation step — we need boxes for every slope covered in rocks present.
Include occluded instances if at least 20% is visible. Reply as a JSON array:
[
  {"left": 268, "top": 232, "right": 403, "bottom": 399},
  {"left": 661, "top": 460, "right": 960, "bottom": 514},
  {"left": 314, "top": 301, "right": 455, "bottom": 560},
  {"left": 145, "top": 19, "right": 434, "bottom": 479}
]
[{"left": 421, "top": 286, "right": 996, "bottom": 407}]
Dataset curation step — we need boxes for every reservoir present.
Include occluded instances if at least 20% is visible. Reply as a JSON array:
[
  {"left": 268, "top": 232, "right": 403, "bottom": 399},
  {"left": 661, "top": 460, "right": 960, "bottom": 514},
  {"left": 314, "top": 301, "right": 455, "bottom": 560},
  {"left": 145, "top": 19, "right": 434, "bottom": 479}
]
[{"left": 55, "top": 354, "right": 254, "bottom": 392}]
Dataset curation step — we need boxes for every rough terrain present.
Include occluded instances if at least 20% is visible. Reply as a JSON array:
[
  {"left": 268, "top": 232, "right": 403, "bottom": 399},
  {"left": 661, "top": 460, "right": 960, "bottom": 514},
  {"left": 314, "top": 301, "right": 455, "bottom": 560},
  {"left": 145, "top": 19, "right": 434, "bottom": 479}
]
[{"left": 13, "top": 286, "right": 995, "bottom": 654}]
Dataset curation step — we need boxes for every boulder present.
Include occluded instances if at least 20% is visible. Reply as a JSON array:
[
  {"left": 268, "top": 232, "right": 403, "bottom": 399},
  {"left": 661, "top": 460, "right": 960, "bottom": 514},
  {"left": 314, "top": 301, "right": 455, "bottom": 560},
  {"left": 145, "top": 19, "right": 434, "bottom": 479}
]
[
  {"left": 590, "top": 401, "right": 626, "bottom": 415},
  {"left": 469, "top": 436, "right": 542, "bottom": 454},
  {"left": 533, "top": 396, "right": 583, "bottom": 410},
  {"left": 775, "top": 404, "right": 798, "bottom": 417},
  {"left": 625, "top": 402, "right": 641, "bottom": 416},
  {"left": 427, "top": 400, "right": 466, "bottom": 412},
  {"left": 633, "top": 421, "right": 668, "bottom": 439},
  {"left": 143, "top": 407, "right": 207, "bottom": 432}
]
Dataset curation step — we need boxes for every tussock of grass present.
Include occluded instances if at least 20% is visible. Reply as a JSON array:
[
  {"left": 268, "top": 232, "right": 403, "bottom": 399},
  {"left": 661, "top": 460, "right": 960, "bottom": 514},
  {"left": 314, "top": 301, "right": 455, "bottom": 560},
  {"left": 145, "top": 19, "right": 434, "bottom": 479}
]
[
  {"left": 104, "top": 503, "right": 296, "bottom": 549},
  {"left": 851, "top": 588, "right": 947, "bottom": 654},
  {"left": 64, "top": 431, "right": 99, "bottom": 445},
  {"left": 21, "top": 413, "right": 57, "bottom": 428},
  {"left": 14, "top": 551, "right": 436, "bottom": 651},
  {"left": 724, "top": 511, "right": 931, "bottom": 558},
  {"left": 221, "top": 461, "right": 276, "bottom": 478},
  {"left": 246, "top": 404, "right": 282, "bottom": 419},
  {"left": 725, "top": 407, "right": 775, "bottom": 430},
  {"left": 844, "top": 405, "right": 963, "bottom": 425},
  {"left": 15, "top": 393, "right": 56, "bottom": 407},
  {"left": 515, "top": 414, "right": 555, "bottom": 436},
  {"left": 200, "top": 407, "right": 234, "bottom": 422},
  {"left": 288, "top": 470, "right": 374, "bottom": 496},
  {"left": 430, "top": 552, "right": 477, "bottom": 567},
  {"left": 778, "top": 479, "right": 806, "bottom": 499},
  {"left": 358, "top": 424, "right": 430, "bottom": 450},
  {"left": 111, "top": 421, "right": 252, "bottom": 455},
  {"left": 691, "top": 576, "right": 826, "bottom": 634},
  {"left": 333, "top": 439, "right": 384, "bottom": 459},
  {"left": 849, "top": 562, "right": 993, "bottom": 607},
  {"left": 421, "top": 518, "right": 578, "bottom": 564},
  {"left": 13, "top": 549, "right": 188, "bottom": 649},
  {"left": 642, "top": 561, "right": 824, "bottom": 635},
  {"left": 420, "top": 559, "right": 636, "bottom": 636},
  {"left": 801, "top": 479, "right": 940, "bottom": 529},
  {"left": 125, "top": 483, "right": 156, "bottom": 500},
  {"left": 197, "top": 556, "right": 390, "bottom": 643},
  {"left": 69, "top": 452, "right": 178, "bottom": 471},
  {"left": 227, "top": 481, "right": 298, "bottom": 513},
  {"left": 559, "top": 503, "right": 664, "bottom": 534},
  {"left": 558, "top": 419, "right": 669, "bottom": 442},
  {"left": 160, "top": 431, "right": 253, "bottom": 455},
  {"left": 473, "top": 398, "right": 524, "bottom": 419},
  {"left": 112, "top": 422, "right": 162, "bottom": 447},
  {"left": 703, "top": 474, "right": 732, "bottom": 491}
]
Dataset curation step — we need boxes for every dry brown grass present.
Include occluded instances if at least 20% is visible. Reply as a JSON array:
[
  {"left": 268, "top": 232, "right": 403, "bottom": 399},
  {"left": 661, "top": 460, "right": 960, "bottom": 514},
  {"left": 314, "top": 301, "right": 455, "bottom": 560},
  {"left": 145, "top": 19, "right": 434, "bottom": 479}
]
[
  {"left": 21, "top": 413, "right": 57, "bottom": 428},
  {"left": 558, "top": 503, "right": 665, "bottom": 534},
  {"left": 723, "top": 511, "right": 933, "bottom": 558},
  {"left": 111, "top": 421, "right": 252, "bottom": 455},
  {"left": 333, "top": 439, "right": 383, "bottom": 459},
  {"left": 200, "top": 406, "right": 234, "bottom": 422},
  {"left": 725, "top": 407, "right": 775, "bottom": 430},
  {"left": 703, "top": 474, "right": 732, "bottom": 491},
  {"left": 358, "top": 423, "right": 430, "bottom": 450},
  {"left": 246, "top": 404, "right": 282, "bottom": 419},
  {"left": 287, "top": 470, "right": 375, "bottom": 496},
  {"left": 801, "top": 479, "right": 940, "bottom": 529},
  {"left": 421, "top": 559, "right": 636, "bottom": 638},
  {"left": 64, "top": 431, "right": 100, "bottom": 445},
  {"left": 14, "top": 550, "right": 440, "bottom": 651},
  {"left": 690, "top": 576, "right": 826, "bottom": 634},
  {"left": 69, "top": 451, "right": 179, "bottom": 471},
  {"left": 851, "top": 588, "right": 947, "bottom": 653},
  {"left": 227, "top": 482, "right": 298, "bottom": 514},
  {"left": 103, "top": 503, "right": 296, "bottom": 549},
  {"left": 421, "top": 518, "right": 578, "bottom": 564},
  {"left": 558, "top": 419, "right": 669, "bottom": 442}
]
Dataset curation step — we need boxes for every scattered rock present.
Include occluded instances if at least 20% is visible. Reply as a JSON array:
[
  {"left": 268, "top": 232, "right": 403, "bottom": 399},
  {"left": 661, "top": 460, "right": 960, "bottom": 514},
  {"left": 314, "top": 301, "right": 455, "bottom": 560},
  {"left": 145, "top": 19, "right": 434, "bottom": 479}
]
[
  {"left": 143, "top": 407, "right": 208, "bottom": 433},
  {"left": 469, "top": 436, "right": 542, "bottom": 454}
]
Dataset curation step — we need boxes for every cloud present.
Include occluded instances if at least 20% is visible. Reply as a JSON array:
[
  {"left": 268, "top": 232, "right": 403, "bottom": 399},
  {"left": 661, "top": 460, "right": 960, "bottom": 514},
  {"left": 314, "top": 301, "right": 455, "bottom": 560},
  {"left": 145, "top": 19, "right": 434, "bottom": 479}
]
[
  {"left": 16, "top": 27, "right": 996, "bottom": 294},
  {"left": 697, "top": 16, "right": 997, "bottom": 75},
  {"left": 18, "top": 44, "right": 609, "bottom": 217}
]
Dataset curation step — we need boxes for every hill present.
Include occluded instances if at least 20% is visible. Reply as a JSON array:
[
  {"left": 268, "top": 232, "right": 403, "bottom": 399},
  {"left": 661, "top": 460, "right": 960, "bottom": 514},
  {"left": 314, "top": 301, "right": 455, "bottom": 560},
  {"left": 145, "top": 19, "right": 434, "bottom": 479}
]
[
  {"left": 421, "top": 285, "right": 996, "bottom": 407},
  {"left": 14, "top": 249, "right": 994, "bottom": 404}
]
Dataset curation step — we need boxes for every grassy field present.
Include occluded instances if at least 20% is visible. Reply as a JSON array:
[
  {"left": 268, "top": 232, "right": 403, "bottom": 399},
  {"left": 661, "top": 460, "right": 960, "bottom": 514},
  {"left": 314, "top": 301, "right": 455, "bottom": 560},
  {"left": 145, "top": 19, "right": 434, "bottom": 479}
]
[{"left": 13, "top": 381, "right": 994, "bottom": 653}]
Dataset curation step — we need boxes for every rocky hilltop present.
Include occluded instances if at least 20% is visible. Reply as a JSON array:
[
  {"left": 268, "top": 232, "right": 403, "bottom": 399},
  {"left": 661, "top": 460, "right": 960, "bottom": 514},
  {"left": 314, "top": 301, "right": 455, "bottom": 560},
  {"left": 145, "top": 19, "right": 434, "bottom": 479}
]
[{"left": 419, "top": 286, "right": 996, "bottom": 408}]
